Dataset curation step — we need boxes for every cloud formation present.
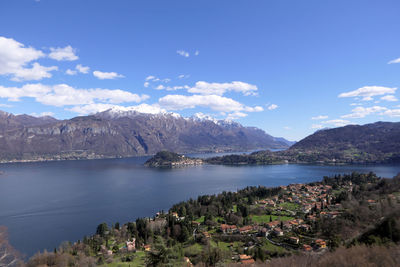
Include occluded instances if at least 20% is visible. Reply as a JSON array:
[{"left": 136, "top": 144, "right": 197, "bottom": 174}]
[
  {"left": 48, "top": 46, "right": 78, "bottom": 61},
  {"left": 0, "top": 83, "right": 149, "bottom": 108},
  {"left": 93, "top": 70, "right": 124, "bottom": 80},
  {"left": 0, "top": 36, "right": 57, "bottom": 81},
  {"left": 311, "top": 115, "right": 328, "bottom": 120},
  {"left": 67, "top": 103, "right": 165, "bottom": 115},
  {"left": 381, "top": 95, "right": 398, "bottom": 102},
  {"left": 188, "top": 81, "right": 258, "bottom": 96},
  {"left": 388, "top": 57, "right": 400, "bottom": 64},
  {"left": 267, "top": 104, "right": 278, "bottom": 110},
  {"left": 338, "top": 86, "right": 397, "bottom": 101},
  {"left": 177, "top": 50, "right": 189, "bottom": 57},
  {"left": 158, "top": 94, "right": 263, "bottom": 113},
  {"left": 341, "top": 106, "right": 388, "bottom": 119},
  {"left": 76, "top": 64, "right": 89, "bottom": 74}
]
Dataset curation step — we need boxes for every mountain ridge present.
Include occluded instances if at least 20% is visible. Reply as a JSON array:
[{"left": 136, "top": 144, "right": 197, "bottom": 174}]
[
  {"left": 205, "top": 121, "right": 400, "bottom": 165},
  {"left": 0, "top": 109, "right": 290, "bottom": 162}
]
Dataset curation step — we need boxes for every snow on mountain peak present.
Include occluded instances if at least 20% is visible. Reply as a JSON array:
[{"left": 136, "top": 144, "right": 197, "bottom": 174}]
[{"left": 99, "top": 104, "right": 181, "bottom": 119}]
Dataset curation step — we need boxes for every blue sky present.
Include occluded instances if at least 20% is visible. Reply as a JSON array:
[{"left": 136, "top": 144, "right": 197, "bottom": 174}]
[{"left": 0, "top": 0, "right": 400, "bottom": 140}]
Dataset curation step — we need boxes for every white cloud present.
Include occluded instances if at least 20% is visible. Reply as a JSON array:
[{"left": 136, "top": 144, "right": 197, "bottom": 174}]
[
  {"left": 76, "top": 64, "right": 89, "bottom": 74},
  {"left": 155, "top": 85, "right": 189, "bottom": 91},
  {"left": 30, "top": 111, "right": 55, "bottom": 117},
  {"left": 188, "top": 81, "right": 258, "bottom": 96},
  {"left": 144, "top": 82, "right": 150, "bottom": 88},
  {"left": 178, "top": 74, "right": 189, "bottom": 79},
  {"left": 0, "top": 103, "right": 12, "bottom": 108},
  {"left": 93, "top": 70, "right": 124, "bottom": 80},
  {"left": 284, "top": 126, "right": 291, "bottom": 130},
  {"left": 267, "top": 104, "right": 278, "bottom": 110},
  {"left": 163, "top": 78, "right": 171, "bottom": 83},
  {"left": 382, "top": 109, "right": 400, "bottom": 117},
  {"left": 67, "top": 103, "right": 117, "bottom": 115},
  {"left": 195, "top": 50, "right": 200, "bottom": 56},
  {"left": 338, "top": 86, "right": 397, "bottom": 101},
  {"left": 381, "top": 95, "right": 398, "bottom": 102},
  {"left": 158, "top": 94, "right": 263, "bottom": 113},
  {"left": 65, "top": 69, "right": 77, "bottom": 75},
  {"left": 177, "top": 50, "right": 189, "bottom": 57},
  {"left": 145, "top": 75, "right": 156, "bottom": 81},
  {"left": 166, "top": 85, "right": 189, "bottom": 91},
  {"left": 311, "top": 124, "right": 324, "bottom": 129},
  {"left": 322, "top": 119, "right": 352, "bottom": 127},
  {"left": 350, "top": 103, "right": 363, "bottom": 106},
  {"left": 67, "top": 103, "right": 165, "bottom": 116},
  {"left": 48, "top": 45, "right": 78, "bottom": 61},
  {"left": 0, "top": 83, "right": 149, "bottom": 107},
  {"left": 388, "top": 57, "right": 400, "bottom": 64},
  {"left": 341, "top": 106, "right": 388, "bottom": 119},
  {"left": 226, "top": 111, "right": 247, "bottom": 120},
  {"left": 0, "top": 36, "right": 57, "bottom": 81},
  {"left": 311, "top": 115, "right": 328, "bottom": 120},
  {"left": 11, "top": 62, "right": 58, "bottom": 81}
]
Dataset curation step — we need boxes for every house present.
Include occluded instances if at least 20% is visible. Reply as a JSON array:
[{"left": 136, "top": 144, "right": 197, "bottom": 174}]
[
  {"left": 171, "top": 212, "right": 179, "bottom": 218},
  {"left": 203, "top": 231, "right": 211, "bottom": 238},
  {"left": 299, "top": 224, "right": 311, "bottom": 231},
  {"left": 144, "top": 244, "right": 152, "bottom": 251},
  {"left": 221, "top": 224, "right": 237, "bottom": 233},
  {"left": 282, "top": 221, "right": 292, "bottom": 230},
  {"left": 315, "top": 239, "right": 327, "bottom": 249},
  {"left": 303, "top": 244, "right": 312, "bottom": 251},
  {"left": 183, "top": 257, "right": 193, "bottom": 267},
  {"left": 289, "top": 236, "right": 299, "bottom": 244},
  {"left": 239, "top": 225, "right": 253, "bottom": 234},
  {"left": 273, "top": 227, "right": 283, "bottom": 236},
  {"left": 266, "top": 220, "right": 279, "bottom": 229},
  {"left": 126, "top": 238, "right": 136, "bottom": 251},
  {"left": 239, "top": 254, "right": 252, "bottom": 261},
  {"left": 191, "top": 221, "right": 201, "bottom": 227}
]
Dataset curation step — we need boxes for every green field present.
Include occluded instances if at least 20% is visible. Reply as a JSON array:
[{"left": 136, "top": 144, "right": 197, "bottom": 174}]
[
  {"left": 101, "top": 251, "right": 146, "bottom": 267},
  {"left": 195, "top": 216, "right": 205, "bottom": 223},
  {"left": 262, "top": 239, "right": 287, "bottom": 253},
  {"left": 279, "top": 202, "right": 300, "bottom": 211}
]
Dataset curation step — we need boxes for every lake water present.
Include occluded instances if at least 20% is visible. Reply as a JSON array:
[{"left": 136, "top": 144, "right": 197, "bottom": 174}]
[{"left": 0, "top": 156, "right": 399, "bottom": 258}]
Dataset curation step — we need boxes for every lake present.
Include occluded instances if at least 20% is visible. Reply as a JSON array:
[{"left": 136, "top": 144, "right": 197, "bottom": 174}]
[{"left": 0, "top": 155, "right": 399, "bottom": 258}]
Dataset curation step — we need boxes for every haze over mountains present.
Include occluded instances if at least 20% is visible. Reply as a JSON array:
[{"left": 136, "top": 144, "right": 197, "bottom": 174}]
[
  {"left": 207, "top": 121, "right": 400, "bottom": 165},
  {"left": 288, "top": 121, "right": 400, "bottom": 162},
  {"left": 0, "top": 109, "right": 291, "bottom": 162}
]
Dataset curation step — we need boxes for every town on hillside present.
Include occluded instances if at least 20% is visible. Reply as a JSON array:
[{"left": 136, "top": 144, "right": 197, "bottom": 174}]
[{"left": 26, "top": 172, "right": 400, "bottom": 266}]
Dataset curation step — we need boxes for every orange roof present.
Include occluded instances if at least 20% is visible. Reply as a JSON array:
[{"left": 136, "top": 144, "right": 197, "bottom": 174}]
[
  {"left": 239, "top": 225, "right": 253, "bottom": 232},
  {"left": 239, "top": 254, "right": 252, "bottom": 260},
  {"left": 221, "top": 224, "right": 237, "bottom": 230}
]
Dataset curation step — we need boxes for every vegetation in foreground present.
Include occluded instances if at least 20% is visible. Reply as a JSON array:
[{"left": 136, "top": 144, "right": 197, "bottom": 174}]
[{"left": 3, "top": 172, "right": 400, "bottom": 266}]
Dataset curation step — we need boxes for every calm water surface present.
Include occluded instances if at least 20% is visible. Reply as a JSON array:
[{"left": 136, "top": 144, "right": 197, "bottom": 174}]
[{"left": 0, "top": 155, "right": 399, "bottom": 257}]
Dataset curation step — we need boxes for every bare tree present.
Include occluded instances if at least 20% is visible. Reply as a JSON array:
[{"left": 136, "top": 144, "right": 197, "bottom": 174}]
[{"left": 0, "top": 226, "right": 24, "bottom": 267}]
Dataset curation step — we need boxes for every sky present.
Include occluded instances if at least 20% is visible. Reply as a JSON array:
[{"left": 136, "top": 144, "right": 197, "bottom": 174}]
[{"left": 0, "top": 0, "right": 400, "bottom": 141}]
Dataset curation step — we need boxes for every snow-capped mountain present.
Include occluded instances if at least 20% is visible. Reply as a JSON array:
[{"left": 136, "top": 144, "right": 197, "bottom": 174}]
[{"left": 0, "top": 109, "right": 291, "bottom": 162}]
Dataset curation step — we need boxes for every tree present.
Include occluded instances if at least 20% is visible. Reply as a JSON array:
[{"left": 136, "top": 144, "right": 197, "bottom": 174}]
[
  {"left": 96, "top": 223, "right": 108, "bottom": 237},
  {"left": 0, "top": 226, "right": 23, "bottom": 267},
  {"left": 145, "top": 242, "right": 171, "bottom": 266}
]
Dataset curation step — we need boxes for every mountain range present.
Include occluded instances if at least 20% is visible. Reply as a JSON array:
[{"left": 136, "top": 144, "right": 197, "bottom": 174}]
[{"left": 0, "top": 108, "right": 291, "bottom": 162}]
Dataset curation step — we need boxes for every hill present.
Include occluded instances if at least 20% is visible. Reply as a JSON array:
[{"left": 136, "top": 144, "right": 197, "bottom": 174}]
[{"left": 206, "top": 121, "right": 400, "bottom": 165}]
